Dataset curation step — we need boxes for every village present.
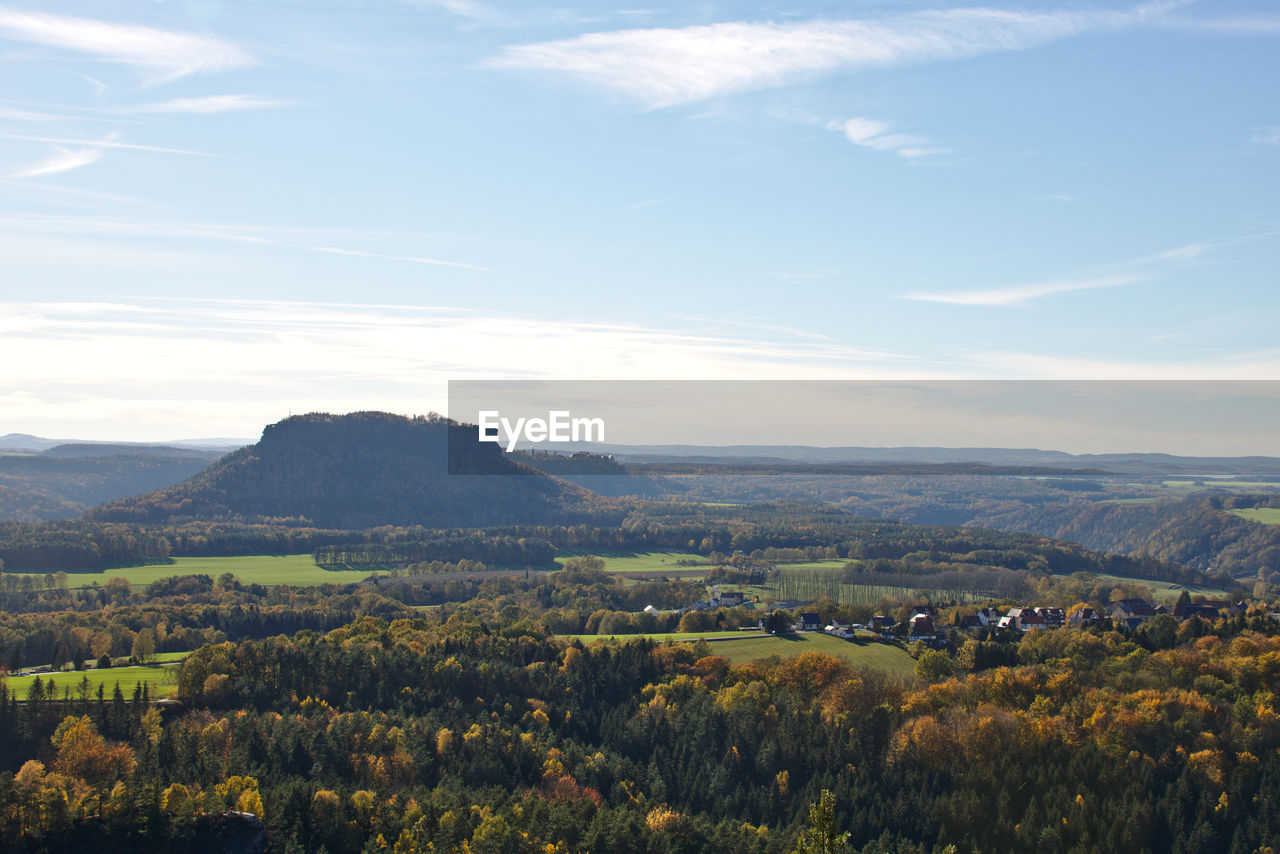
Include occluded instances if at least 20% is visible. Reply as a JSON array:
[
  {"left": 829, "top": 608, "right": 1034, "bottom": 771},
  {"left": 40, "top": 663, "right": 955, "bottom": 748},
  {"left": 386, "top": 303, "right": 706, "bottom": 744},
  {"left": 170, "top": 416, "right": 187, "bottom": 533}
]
[{"left": 674, "top": 586, "right": 1261, "bottom": 650}]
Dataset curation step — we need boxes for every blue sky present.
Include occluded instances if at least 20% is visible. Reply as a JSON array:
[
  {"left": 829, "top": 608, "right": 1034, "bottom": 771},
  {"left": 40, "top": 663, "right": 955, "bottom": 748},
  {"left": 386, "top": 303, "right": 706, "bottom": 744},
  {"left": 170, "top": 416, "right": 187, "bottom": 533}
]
[{"left": 1, "top": 0, "right": 1278, "bottom": 443}]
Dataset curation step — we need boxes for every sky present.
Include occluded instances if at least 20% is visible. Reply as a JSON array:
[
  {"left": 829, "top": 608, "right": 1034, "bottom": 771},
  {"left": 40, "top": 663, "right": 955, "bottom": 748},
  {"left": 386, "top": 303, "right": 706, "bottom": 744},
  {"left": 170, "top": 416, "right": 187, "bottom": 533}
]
[{"left": 1, "top": 0, "right": 1278, "bottom": 447}]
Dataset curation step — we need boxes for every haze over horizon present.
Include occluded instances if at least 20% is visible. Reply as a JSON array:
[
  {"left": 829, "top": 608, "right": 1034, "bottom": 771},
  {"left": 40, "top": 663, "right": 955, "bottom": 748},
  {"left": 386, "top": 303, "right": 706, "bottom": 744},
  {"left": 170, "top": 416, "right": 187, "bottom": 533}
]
[{"left": 3, "top": 1, "right": 1278, "bottom": 440}]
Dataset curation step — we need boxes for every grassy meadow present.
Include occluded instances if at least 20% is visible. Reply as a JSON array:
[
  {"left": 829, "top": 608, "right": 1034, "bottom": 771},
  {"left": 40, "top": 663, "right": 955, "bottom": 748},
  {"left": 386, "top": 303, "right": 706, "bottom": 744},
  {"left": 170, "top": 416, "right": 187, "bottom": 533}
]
[
  {"left": 578, "top": 552, "right": 707, "bottom": 574},
  {"left": 4, "top": 657, "right": 184, "bottom": 700},
  {"left": 1230, "top": 508, "right": 1280, "bottom": 525},
  {"left": 566, "top": 630, "right": 914, "bottom": 677},
  {"left": 23, "top": 554, "right": 377, "bottom": 588}
]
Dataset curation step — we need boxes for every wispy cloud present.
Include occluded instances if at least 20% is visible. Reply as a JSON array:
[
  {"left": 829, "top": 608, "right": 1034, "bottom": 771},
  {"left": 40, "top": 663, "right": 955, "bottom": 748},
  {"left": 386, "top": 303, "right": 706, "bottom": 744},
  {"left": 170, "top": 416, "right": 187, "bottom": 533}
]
[
  {"left": 489, "top": 2, "right": 1185, "bottom": 107},
  {"left": 1140, "top": 243, "right": 1209, "bottom": 264},
  {"left": 1252, "top": 126, "right": 1280, "bottom": 145},
  {"left": 834, "top": 116, "right": 946, "bottom": 158},
  {"left": 118, "top": 94, "right": 297, "bottom": 114},
  {"left": 8, "top": 145, "right": 102, "bottom": 178},
  {"left": 900, "top": 274, "right": 1144, "bottom": 306},
  {"left": 402, "top": 0, "right": 519, "bottom": 27},
  {"left": 1157, "top": 14, "right": 1280, "bottom": 35},
  {"left": 310, "top": 246, "right": 493, "bottom": 272},
  {"left": 0, "top": 104, "right": 62, "bottom": 122},
  {"left": 0, "top": 8, "right": 255, "bottom": 81},
  {"left": 0, "top": 132, "right": 214, "bottom": 157},
  {"left": 0, "top": 297, "right": 929, "bottom": 439}
]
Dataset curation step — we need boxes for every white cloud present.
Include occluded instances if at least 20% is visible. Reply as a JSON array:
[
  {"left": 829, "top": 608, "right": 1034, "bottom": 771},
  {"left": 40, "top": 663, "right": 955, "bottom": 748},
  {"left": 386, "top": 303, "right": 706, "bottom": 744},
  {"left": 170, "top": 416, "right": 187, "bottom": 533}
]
[
  {"left": 0, "top": 297, "right": 928, "bottom": 438},
  {"left": 1142, "top": 243, "right": 1209, "bottom": 263},
  {"left": 120, "top": 94, "right": 296, "bottom": 114},
  {"left": 310, "top": 246, "right": 493, "bottom": 272},
  {"left": 900, "top": 274, "right": 1143, "bottom": 306},
  {"left": 0, "top": 8, "right": 255, "bottom": 81},
  {"left": 835, "top": 117, "right": 945, "bottom": 158},
  {"left": 490, "top": 2, "right": 1185, "bottom": 107},
  {"left": 8, "top": 145, "right": 102, "bottom": 178},
  {"left": 0, "top": 132, "right": 214, "bottom": 157},
  {"left": 1252, "top": 126, "right": 1280, "bottom": 145},
  {"left": 417, "top": 0, "right": 506, "bottom": 22}
]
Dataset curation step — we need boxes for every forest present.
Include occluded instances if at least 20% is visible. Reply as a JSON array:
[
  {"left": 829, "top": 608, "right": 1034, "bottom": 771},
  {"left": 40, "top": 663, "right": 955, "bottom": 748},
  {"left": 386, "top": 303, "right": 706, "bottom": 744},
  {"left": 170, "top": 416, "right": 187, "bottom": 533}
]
[{"left": 0, "top": 532, "right": 1274, "bottom": 853}]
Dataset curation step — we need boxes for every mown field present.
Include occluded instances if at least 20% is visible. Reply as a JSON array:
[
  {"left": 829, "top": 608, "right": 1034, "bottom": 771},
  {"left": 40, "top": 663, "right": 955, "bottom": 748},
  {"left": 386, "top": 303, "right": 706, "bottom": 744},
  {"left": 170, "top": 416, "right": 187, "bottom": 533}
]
[
  {"left": 1081, "top": 571, "right": 1229, "bottom": 603},
  {"left": 564, "top": 630, "right": 768, "bottom": 643},
  {"left": 568, "top": 630, "right": 915, "bottom": 677},
  {"left": 580, "top": 552, "right": 707, "bottom": 574},
  {"left": 708, "top": 633, "right": 915, "bottom": 675},
  {"left": 4, "top": 655, "right": 185, "bottom": 699},
  {"left": 1230, "top": 508, "right": 1280, "bottom": 525},
  {"left": 30, "top": 554, "right": 377, "bottom": 588}
]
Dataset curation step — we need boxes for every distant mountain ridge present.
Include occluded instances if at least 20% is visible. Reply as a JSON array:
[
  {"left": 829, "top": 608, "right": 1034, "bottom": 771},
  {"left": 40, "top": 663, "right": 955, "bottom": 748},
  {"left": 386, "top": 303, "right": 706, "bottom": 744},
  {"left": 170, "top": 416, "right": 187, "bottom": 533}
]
[
  {"left": 87, "top": 412, "right": 598, "bottom": 528},
  {"left": 551, "top": 443, "right": 1280, "bottom": 475},
  {"left": 0, "top": 433, "right": 250, "bottom": 453},
  {"left": 0, "top": 445, "right": 228, "bottom": 523}
]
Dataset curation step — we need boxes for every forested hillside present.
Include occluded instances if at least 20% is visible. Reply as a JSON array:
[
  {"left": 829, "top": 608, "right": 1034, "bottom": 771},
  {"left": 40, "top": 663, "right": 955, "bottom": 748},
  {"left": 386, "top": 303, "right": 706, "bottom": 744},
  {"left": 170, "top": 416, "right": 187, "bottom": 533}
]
[
  {"left": 2, "top": 583, "right": 1279, "bottom": 853},
  {"left": 0, "top": 449, "right": 224, "bottom": 523},
  {"left": 969, "top": 495, "right": 1280, "bottom": 579},
  {"left": 88, "top": 413, "right": 598, "bottom": 529}
]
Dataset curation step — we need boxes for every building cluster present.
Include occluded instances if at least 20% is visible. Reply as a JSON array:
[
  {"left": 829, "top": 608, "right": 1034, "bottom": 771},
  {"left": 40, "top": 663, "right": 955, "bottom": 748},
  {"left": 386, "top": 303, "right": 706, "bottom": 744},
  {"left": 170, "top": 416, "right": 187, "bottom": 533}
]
[{"left": 809, "top": 598, "right": 1250, "bottom": 647}]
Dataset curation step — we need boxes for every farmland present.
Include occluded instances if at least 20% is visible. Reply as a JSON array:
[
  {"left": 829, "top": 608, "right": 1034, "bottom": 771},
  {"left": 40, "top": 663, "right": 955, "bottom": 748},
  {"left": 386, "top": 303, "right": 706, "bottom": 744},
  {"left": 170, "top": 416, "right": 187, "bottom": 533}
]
[
  {"left": 1230, "top": 507, "right": 1280, "bottom": 525},
  {"left": 581, "top": 552, "right": 707, "bottom": 574},
  {"left": 16, "top": 554, "right": 376, "bottom": 588},
  {"left": 3, "top": 655, "right": 185, "bottom": 699},
  {"left": 568, "top": 630, "right": 915, "bottom": 677}
]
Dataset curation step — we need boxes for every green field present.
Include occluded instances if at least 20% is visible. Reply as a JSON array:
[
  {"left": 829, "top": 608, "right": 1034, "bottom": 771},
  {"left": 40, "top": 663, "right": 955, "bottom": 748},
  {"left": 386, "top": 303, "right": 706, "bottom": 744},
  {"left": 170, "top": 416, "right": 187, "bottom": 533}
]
[
  {"left": 568, "top": 631, "right": 914, "bottom": 677},
  {"left": 707, "top": 633, "right": 915, "bottom": 675},
  {"left": 575, "top": 552, "right": 708, "bottom": 574},
  {"left": 1230, "top": 508, "right": 1280, "bottom": 525},
  {"left": 4, "top": 660, "right": 182, "bottom": 699},
  {"left": 565, "top": 630, "right": 768, "bottom": 643},
  {"left": 23, "top": 554, "right": 378, "bottom": 588},
  {"left": 776, "top": 560, "right": 850, "bottom": 572},
  {"left": 1062, "top": 571, "right": 1228, "bottom": 604}
]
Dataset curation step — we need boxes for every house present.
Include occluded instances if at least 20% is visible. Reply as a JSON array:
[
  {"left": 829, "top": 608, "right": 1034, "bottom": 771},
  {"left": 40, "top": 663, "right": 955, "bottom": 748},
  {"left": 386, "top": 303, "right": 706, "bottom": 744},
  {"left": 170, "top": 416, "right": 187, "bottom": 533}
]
[
  {"left": 1173, "top": 602, "right": 1221, "bottom": 620},
  {"left": 643, "top": 605, "right": 659, "bottom": 615},
  {"left": 957, "top": 614, "right": 985, "bottom": 630},
  {"left": 717, "top": 590, "right": 745, "bottom": 607},
  {"left": 907, "top": 614, "right": 937, "bottom": 642},
  {"left": 797, "top": 612, "right": 821, "bottom": 631},
  {"left": 1033, "top": 607, "right": 1065, "bottom": 628},
  {"left": 999, "top": 607, "right": 1045, "bottom": 632},
  {"left": 871, "top": 614, "right": 895, "bottom": 631},
  {"left": 1111, "top": 599, "right": 1156, "bottom": 624},
  {"left": 1068, "top": 606, "right": 1101, "bottom": 627},
  {"left": 976, "top": 607, "right": 1001, "bottom": 627}
]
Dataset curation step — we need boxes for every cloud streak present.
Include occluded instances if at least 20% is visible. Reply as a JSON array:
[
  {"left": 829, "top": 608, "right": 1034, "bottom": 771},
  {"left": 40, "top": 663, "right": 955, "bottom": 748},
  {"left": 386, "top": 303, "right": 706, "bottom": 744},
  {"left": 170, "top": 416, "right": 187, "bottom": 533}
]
[
  {"left": 836, "top": 117, "right": 946, "bottom": 158},
  {"left": 309, "top": 246, "right": 493, "bottom": 272},
  {"left": 0, "top": 8, "right": 255, "bottom": 81},
  {"left": 7, "top": 145, "right": 102, "bottom": 178},
  {"left": 490, "top": 2, "right": 1185, "bottom": 107},
  {"left": 900, "top": 274, "right": 1144, "bottom": 306},
  {"left": 0, "top": 132, "right": 215, "bottom": 157},
  {"left": 119, "top": 94, "right": 297, "bottom": 114}
]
